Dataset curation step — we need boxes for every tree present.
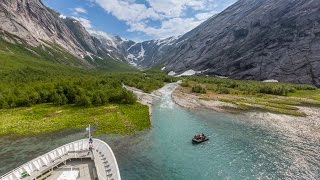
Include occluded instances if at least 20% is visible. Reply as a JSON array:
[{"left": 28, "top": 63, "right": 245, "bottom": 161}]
[
  {"left": 75, "top": 94, "right": 92, "bottom": 107},
  {"left": 92, "top": 94, "right": 102, "bottom": 106},
  {"left": 29, "top": 92, "right": 40, "bottom": 104},
  {"left": 51, "top": 92, "right": 63, "bottom": 105},
  {"left": 63, "top": 85, "right": 77, "bottom": 104},
  {"left": 192, "top": 85, "right": 206, "bottom": 94},
  {"left": 0, "top": 95, "right": 8, "bottom": 109}
]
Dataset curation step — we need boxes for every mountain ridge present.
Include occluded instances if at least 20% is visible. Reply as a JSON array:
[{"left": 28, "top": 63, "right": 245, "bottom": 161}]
[
  {"left": 159, "top": 0, "right": 320, "bottom": 86},
  {"left": 1, "top": 0, "right": 320, "bottom": 86}
]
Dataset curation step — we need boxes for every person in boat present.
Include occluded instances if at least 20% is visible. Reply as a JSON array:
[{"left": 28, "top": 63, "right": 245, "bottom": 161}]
[
  {"left": 201, "top": 133, "right": 205, "bottom": 140},
  {"left": 194, "top": 134, "right": 201, "bottom": 140}
]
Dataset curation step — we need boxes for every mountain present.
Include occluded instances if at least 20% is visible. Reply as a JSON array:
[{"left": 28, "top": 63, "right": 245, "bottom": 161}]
[
  {"left": 0, "top": 0, "right": 180, "bottom": 68},
  {"left": 126, "top": 36, "right": 179, "bottom": 66},
  {"left": 63, "top": 17, "right": 134, "bottom": 63},
  {"left": 158, "top": 0, "right": 320, "bottom": 86},
  {"left": 0, "top": 0, "right": 85, "bottom": 57},
  {"left": 0, "top": 0, "right": 132, "bottom": 68},
  {"left": 1, "top": 0, "right": 320, "bottom": 86}
]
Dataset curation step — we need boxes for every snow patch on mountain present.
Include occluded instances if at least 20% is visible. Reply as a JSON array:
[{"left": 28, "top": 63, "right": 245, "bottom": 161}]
[
  {"left": 177, "top": 69, "right": 202, "bottom": 77},
  {"left": 90, "top": 31, "right": 119, "bottom": 48},
  {"left": 168, "top": 71, "right": 176, "bottom": 76},
  {"left": 137, "top": 44, "right": 145, "bottom": 59},
  {"left": 59, "top": 14, "right": 66, "bottom": 19},
  {"left": 155, "top": 36, "right": 178, "bottom": 46},
  {"left": 127, "top": 43, "right": 137, "bottom": 51},
  {"left": 86, "top": 51, "right": 94, "bottom": 60}
]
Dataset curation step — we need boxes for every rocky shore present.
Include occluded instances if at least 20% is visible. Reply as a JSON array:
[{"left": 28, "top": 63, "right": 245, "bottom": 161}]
[
  {"left": 172, "top": 87, "right": 236, "bottom": 113},
  {"left": 172, "top": 85, "right": 320, "bottom": 141},
  {"left": 126, "top": 82, "right": 320, "bottom": 142},
  {"left": 124, "top": 83, "right": 178, "bottom": 116}
]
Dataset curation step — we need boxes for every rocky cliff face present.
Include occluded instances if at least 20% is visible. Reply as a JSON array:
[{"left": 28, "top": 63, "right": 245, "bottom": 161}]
[
  {"left": 0, "top": 0, "right": 85, "bottom": 57},
  {"left": 160, "top": 0, "right": 320, "bottom": 86},
  {"left": 63, "top": 17, "right": 97, "bottom": 55},
  {"left": 0, "top": 0, "right": 132, "bottom": 66},
  {"left": 1, "top": 0, "right": 320, "bottom": 86},
  {"left": 63, "top": 17, "right": 131, "bottom": 61},
  {"left": 126, "top": 36, "right": 179, "bottom": 66}
]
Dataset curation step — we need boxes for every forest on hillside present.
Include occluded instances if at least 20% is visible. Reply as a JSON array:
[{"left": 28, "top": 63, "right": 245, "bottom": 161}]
[
  {"left": 0, "top": 71, "right": 176, "bottom": 109},
  {"left": 0, "top": 37, "right": 176, "bottom": 109}
]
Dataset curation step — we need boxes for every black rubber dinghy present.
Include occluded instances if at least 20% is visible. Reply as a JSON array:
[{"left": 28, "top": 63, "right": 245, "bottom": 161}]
[{"left": 192, "top": 136, "right": 209, "bottom": 144}]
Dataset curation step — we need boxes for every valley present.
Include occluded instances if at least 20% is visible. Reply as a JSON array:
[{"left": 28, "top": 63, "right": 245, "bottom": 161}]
[{"left": 0, "top": 0, "right": 320, "bottom": 179}]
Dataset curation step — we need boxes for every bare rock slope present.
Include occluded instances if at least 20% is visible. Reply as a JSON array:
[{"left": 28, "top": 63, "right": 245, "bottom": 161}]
[
  {"left": 161, "top": 0, "right": 320, "bottom": 86},
  {"left": 0, "top": 0, "right": 85, "bottom": 57},
  {"left": 1, "top": 0, "right": 320, "bottom": 86},
  {"left": 0, "top": 0, "right": 131, "bottom": 66}
]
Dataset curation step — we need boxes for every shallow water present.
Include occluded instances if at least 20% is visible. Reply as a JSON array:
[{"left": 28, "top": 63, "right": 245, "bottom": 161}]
[{"left": 0, "top": 84, "right": 319, "bottom": 179}]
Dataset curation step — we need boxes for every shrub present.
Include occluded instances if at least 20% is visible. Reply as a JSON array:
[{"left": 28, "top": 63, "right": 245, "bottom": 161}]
[
  {"left": 217, "top": 87, "right": 230, "bottom": 94},
  {"left": 51, "top": 92, "right": 67, "bottom": 105},
  {"left": 181, "top": 81, "right": 189, "bottom": 87},
  {"left": 192, "top": 85, "right": 206, "bottom": 94},
  {"left": 184, "top": 76, "right": 318, "bottom": 96},
  {"left": 92, "top": 94, "right": 102, "bottom": 106},
  {"left": 0, "top": 95, "right": 8, "bottom": 109},
  {"left": 75, "top": 94, "right": 91, "bottom": 107}
]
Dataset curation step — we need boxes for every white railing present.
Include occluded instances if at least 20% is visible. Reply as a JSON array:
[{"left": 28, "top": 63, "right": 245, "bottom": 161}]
[
  {"left": 0, "top": 139, "right": 121, "bottom": 180},
  {"left": 92, "top": 138, "right": 121, "bottom": 180}
]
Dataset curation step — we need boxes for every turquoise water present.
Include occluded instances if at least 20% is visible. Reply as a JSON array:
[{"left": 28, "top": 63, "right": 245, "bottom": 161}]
[
  {"left": 0, "top": 84, "right": 319, "bottom": 179},
  {"left": 111, "top": 85, "right": 319, "bottom": 179}
]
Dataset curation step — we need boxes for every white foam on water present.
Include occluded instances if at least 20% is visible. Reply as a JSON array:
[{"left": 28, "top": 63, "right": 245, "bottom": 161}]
[{"left": 157, "top": 83, "right": 178, "bottom": 110}]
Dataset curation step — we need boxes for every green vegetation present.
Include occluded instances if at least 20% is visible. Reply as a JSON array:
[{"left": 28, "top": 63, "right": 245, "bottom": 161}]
[
  {"left": 0, "top": 37, "right": 174, "bottom": 109},
  {"left": 180, "top": 76, "right": 320, "bottom": 116},
  {"left": 183, "top": 76, "right": 316, "bottom": 96},
  {"left": 191, "top": 85, "right": 206, "bottom": 94},
  {"left": 0, "top": 103, "right": 150, "bottom": 136},
  {"left": 0, "top": 36, "right": 175, "bottom": 136}
]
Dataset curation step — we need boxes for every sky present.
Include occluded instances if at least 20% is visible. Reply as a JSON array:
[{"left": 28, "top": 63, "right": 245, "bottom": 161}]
[{"left": 43, "top": 0, "right": 237, "bottom": 42}]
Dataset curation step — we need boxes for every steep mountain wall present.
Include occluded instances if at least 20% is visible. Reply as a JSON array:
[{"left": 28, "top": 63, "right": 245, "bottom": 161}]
[
  {"left": 0, "top": 0, "right": 85, "bottom": 57},
  {"left": 1, "top": 0, "right": 320, "bottom": 86},
  {"left": 160, "top": 0, "right": 320, "bottom": 86}
]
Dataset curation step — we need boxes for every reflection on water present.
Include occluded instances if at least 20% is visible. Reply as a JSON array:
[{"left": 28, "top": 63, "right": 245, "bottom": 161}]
[
  {"left": 0, "top": 84, "right": 319, "bottom": 179},
  {"left": 0, "top": 130, "right": 86, "bottom": 174}
]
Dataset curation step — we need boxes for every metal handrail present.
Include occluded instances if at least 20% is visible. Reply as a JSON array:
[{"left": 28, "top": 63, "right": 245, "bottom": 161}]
[
  {"left": 0, "top": 138, "right": 121, "bottom": 180},
  {"left": 93, "top": 138, "right": 121, "bottom": 180}
]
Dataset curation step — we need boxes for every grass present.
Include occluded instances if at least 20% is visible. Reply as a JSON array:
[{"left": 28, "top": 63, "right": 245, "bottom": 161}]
[
  {"left": 216, "top": 94, "right": 311, "bottom": 116},
  {"left": 0, "top": 103, "right": 150, "bottom": 137},
  {"left": 0, "top": 36, "right": 178, "bottom": 137},
  {"left": 179, "top": 77, "right": 320, "bottom": 117}
]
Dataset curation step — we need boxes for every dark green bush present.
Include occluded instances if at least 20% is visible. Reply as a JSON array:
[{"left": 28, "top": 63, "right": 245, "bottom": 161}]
[
  {"left": 217, "top": 87, "right": 230, "bottom": 94},
  {"left": 181, "top": 81, "right": 189, "bottom": 87},
  {"left": 0, "top": 71, "right": 173, "bottom": 109},
  {"left": 185, "top": 76, "right": 317, "bottom": 96},
  {"left": 192, "top": 85, "right": 206, "bottom": 94}
]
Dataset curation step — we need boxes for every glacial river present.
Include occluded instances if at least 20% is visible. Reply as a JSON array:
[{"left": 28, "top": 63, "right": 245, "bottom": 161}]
[{"left": 0, "top": 84, "right": 319, "bottom": 179}]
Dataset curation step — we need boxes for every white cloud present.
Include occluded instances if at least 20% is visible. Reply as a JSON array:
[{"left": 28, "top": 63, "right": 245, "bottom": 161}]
[
  {"left": 147, "top": 0, "right": 206, "bottom": 18},
  {"left": 94, "top": 0, "right": 160, "bottom": 23},
  {"left": 93, "top": 0, "right": 236, "bottom": 39},
  {"left": 128, "top": 18, "right": 203, "bottom": 39},
  {"left": 72, "top": 7, "right": 87, "bottom": 15},
  {"left": 72, "top": 16, "right": 119, "bottom": 46}
]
